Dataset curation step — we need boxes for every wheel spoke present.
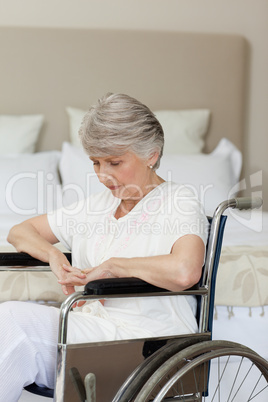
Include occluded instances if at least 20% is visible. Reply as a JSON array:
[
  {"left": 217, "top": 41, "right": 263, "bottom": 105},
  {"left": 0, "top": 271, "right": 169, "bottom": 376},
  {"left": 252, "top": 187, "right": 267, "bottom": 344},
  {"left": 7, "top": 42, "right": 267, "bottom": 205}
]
[
  {"left": 230, "top": 360, "right": 254, "bottom": 402},
  {"left": 218, "top": 356, "right": 220, "bottom": 402},
  {"left": 226, "top": 356, "right": 244, "bottom": 401},
  {"left": 131, "top": 341, "right": 268, "bottom": 402},
  {"left": 248, "top": 375, "right": 268, "bottom": 401},
  {"left": 211, "top": 356, "right": 230, "bottom": 401}
]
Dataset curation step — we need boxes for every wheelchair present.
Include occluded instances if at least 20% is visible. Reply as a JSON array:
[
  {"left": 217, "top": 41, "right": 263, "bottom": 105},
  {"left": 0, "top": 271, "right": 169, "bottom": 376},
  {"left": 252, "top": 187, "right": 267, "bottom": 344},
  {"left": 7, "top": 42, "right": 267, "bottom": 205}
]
[{"left": 1, "top": 197, "right": 267, "bottom": 401}]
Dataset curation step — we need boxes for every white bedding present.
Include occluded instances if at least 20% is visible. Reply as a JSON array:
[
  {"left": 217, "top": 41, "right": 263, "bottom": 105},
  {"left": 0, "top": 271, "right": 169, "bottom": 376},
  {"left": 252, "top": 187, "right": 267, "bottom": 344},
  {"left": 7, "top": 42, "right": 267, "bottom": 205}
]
[{"left": 223, "top": 209, "right": 267, "bottom": 246}]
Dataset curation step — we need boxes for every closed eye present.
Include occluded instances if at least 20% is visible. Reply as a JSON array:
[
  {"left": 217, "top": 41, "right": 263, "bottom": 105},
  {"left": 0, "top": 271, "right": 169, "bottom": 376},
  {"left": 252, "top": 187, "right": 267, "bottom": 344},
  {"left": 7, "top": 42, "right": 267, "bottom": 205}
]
[{"left": 89, "top": 157, "right": 122, "bottom": 167}]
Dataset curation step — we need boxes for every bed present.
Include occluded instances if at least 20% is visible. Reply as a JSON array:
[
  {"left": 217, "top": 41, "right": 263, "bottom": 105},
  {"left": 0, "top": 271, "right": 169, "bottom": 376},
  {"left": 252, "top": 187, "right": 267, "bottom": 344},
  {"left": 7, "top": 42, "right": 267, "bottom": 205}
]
[{"left": 0, "top": 27, "right": 267, "bottom": 398}]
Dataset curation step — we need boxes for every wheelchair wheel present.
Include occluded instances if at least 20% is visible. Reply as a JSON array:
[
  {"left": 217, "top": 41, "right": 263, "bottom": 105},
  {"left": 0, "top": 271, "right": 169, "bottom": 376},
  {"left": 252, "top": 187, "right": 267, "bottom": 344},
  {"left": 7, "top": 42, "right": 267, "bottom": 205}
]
[
  {"left": 133, "top": 340, "right": 268, "bottom": 401},
  {"left": 113, "top": 337, "right": 210, "bottom": 402}
]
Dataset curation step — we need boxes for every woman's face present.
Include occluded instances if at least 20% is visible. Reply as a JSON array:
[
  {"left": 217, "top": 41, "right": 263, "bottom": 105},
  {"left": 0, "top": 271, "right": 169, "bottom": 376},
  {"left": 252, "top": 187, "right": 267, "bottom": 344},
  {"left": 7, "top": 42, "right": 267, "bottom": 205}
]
[{"left": 90, "top": 152, "right": 156, "bottom": 200}]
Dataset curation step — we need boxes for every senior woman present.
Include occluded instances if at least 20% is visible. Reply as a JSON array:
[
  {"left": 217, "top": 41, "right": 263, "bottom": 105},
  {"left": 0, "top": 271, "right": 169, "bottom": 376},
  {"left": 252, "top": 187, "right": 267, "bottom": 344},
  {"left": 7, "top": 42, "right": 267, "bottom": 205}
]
[{"left": 2, "top": 93, "right": 208, "bottom": 400}]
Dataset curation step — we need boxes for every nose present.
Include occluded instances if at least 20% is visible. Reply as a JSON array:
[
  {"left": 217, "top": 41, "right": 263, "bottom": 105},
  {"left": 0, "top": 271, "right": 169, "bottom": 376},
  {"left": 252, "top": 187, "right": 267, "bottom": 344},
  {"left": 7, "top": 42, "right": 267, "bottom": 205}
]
[
  {"left": 96, "top": 168, "right": 115, "bottom": 186},
  {"left": 93, "top": 162, "right": 118, "bottom": 187},
  {"left": 97, "top": 171, "right": 110, "bottom": 184}
]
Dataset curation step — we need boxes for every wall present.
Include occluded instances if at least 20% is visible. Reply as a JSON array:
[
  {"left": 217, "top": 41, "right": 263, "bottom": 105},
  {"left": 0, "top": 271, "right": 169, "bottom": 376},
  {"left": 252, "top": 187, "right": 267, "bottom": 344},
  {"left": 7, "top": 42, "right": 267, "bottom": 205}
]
[{"left": 0, "top": 0, "right": 267, "bottom": 209}]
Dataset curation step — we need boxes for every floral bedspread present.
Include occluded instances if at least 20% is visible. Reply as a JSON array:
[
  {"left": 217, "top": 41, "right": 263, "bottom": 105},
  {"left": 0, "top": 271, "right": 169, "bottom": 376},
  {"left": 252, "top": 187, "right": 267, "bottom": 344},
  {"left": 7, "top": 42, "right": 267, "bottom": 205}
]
[{"left": 215, "top": 246, "right": 268, "bottom": 307}]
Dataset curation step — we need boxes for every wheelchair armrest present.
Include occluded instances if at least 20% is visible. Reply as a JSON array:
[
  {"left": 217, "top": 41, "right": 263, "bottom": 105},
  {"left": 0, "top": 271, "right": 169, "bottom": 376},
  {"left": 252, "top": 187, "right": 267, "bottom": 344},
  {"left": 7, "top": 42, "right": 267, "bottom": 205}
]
[
  {"left": 84, "top": 277, "right": 200, "bottom": 296},
  {"left": 0, "top": 252, "right": 72, "bottom": 266},
  {"left": 84, "top": 277, "right": 166, "bottom": 295}
]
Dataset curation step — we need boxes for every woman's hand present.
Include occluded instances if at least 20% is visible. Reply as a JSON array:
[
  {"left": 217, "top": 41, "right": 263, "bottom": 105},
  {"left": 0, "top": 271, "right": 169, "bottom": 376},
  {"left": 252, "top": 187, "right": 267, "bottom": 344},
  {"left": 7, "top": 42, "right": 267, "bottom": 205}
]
[
  {"left": 48, "top": 249, "right": 86, "bottom": 296},
  {"left": 58, "top": 261, "right": 116, "bottom": 308},
  {"left": 58, "top": 259, "right": 116, "bottom": 288},
  {"left": 7, "top": 214, "right": 85, "bottom": 296}
]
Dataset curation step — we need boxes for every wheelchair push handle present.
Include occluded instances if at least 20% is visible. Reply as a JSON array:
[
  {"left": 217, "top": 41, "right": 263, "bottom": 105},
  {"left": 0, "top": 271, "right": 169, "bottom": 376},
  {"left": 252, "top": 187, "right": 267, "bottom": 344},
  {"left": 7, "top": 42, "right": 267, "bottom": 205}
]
[
  {"left": 213, "top": 196, "right": 263, "bottom": 218},
  {"left": 233, "top": 196, "right": 263, "bottom": 210}
]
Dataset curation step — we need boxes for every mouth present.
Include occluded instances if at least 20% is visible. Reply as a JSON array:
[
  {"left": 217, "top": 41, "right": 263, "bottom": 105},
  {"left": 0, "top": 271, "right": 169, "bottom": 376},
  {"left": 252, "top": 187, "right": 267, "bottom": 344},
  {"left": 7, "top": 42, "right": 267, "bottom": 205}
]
[{"left": 107, "top": 185, "right": 121, "bottom": 191}]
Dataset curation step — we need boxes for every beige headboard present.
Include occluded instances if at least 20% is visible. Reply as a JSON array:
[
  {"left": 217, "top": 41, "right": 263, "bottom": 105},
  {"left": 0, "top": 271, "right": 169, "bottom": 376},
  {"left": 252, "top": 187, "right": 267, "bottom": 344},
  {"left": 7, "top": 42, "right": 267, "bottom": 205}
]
[{"left": 0, "top": 27, "right": 247, "bottom": 154}]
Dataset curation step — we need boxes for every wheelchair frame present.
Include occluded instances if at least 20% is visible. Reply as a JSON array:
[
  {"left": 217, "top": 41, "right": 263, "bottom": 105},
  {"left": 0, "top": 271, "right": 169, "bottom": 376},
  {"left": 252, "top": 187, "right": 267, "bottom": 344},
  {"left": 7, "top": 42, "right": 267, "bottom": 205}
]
[{"left": 1, "top": 197, "right": 267, "bottom": 402}]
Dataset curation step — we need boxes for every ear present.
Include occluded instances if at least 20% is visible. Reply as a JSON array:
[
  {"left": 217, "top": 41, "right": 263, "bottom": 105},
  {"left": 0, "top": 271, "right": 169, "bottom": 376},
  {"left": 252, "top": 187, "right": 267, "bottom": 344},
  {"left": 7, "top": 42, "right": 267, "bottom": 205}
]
[{"left": 147, "top": 152, "right": 159, "bottom": 168}]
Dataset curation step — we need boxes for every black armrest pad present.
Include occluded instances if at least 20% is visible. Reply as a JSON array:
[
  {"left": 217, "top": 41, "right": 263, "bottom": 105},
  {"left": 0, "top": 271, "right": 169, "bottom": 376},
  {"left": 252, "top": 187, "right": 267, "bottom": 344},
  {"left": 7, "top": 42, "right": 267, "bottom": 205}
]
[
  {"left": 84, "top": 277, "right": 201, "bottom": 296},
  {"left": 84, "top": 277, "right": 168, "bottom": 295},
  {"left": 0, "top": 252, "right": 72, "bottom": 266}
]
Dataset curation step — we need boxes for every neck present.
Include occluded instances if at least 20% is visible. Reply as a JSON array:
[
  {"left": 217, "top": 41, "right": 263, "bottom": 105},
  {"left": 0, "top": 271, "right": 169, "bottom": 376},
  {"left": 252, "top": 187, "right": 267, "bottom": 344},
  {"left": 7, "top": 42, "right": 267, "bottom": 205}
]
[{"left": 115, "top": 175, "right": 165, "bottom": 219}]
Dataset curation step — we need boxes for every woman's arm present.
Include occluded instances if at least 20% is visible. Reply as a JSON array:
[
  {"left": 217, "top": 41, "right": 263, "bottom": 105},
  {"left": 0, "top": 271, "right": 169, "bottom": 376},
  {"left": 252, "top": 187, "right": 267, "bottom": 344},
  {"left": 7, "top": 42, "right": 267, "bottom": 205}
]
[
  {"left": 7, "top": 215, "right": 84, "bottom": 295},
  {"left": 8, "top": 215, "right": 59, "bottom": 260},
  {"left": 59, "top": 234, "right": 205, "bottom": 292},
  {"left": 111, "top": 234, "right": 205, "bottom": 291}
]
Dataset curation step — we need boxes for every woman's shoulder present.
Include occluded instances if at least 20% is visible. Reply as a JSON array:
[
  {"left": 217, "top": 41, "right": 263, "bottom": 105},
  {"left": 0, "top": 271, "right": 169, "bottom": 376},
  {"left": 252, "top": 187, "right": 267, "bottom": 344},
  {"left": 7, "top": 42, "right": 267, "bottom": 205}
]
[
  {"left": 157, "top": 181, "right": 206, "bottom": 217},
  {"left": 159, "top": 181, "right": 198, "bottom": 198},
  {"left": 143, "top": 181, "right": 198, "bottom": 209}
]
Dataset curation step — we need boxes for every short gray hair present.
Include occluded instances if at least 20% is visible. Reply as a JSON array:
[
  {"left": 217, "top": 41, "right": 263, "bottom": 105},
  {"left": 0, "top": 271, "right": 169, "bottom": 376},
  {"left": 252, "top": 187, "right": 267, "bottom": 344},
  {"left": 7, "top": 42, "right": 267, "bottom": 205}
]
[{"left": 79, "top": 93, "right": 164, "bottom": 170}]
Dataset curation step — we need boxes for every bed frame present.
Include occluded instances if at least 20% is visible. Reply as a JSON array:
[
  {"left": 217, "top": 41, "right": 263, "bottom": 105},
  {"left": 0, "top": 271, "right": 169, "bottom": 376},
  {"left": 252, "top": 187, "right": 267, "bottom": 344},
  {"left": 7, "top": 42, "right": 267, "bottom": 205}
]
[{"left": 0, "top": 27, "right": 247, "bottom": 155}]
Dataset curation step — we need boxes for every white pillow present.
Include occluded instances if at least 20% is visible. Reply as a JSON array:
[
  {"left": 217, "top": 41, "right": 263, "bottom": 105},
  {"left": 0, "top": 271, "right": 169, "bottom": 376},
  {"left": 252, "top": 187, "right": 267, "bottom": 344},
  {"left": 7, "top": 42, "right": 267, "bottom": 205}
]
[
  {"left": 59, "top": 139, "right": 241, "bottom": 215},
  {"left": 158, "top": 138, "right": 242, "bottom": 215},
  {"left": 66, "top": 107, "right": 85, "bottom": 147},
  {"left": 154, "top": 109, "right": 210, "bottom": 154},
  {"left": 1, "top": 152, "right": 61, "bottom": 216},
  {"left": 66, "top": 106, "right": 210, "bottom": 153},
  {"left": 59, "top": 142, "right": 105, "bottom": 206},
  {"left": 0, "top": 114, "right": 44, "bottom": 154}
]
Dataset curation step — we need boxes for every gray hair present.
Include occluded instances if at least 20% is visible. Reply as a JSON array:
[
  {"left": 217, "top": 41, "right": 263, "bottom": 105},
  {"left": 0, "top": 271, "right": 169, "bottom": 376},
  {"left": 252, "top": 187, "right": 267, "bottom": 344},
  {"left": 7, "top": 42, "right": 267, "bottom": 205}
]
[{"left": 79, "top": 93, "right": 164, "bottom": 170}]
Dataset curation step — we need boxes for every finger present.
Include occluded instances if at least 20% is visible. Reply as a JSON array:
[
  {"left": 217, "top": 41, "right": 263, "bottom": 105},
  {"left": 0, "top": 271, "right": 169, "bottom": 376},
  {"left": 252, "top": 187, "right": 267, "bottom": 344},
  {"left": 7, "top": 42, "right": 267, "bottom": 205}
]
[
  {"left": 61, "top": 284, "right": 69, "bottom": 295},
  {"left": 62, "top": 264, "right": 82, "bottom": 272},
  {"left": 72, "top": 271, "right": 87, "bottom": 279},
  {"left": 61, "top": 284, "right": 75, "bottom": 295},
  {"left": 59, "top": 278, "right": 86, "bottom": 286},
  {"left": 82, "top": 265, "right": 97, "bottom": 273},
  {"left": 61, "top": 273, "right": 86, "bottom": 282},
  {"left": 81, "top": 269, "right": 92, "bottom": 274},
  {"left": 63, "top": 265, "right": 87, "bottom": 278},
  {"left": 77, "top": 301, "right": 86, "bottom": 307},
  {"left": 59, "top": 278, "right": 73, "bottom": 285},
  {"left": 62, "top": 264, "right": 75, "bottom": 272}
]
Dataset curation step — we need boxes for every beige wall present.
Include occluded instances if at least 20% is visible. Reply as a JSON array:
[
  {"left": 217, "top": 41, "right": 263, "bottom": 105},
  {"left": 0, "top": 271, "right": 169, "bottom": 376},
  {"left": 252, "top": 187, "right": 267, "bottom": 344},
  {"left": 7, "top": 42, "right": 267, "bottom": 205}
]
[{"left": 0, "top": 0, "right": 267, "bottom": 209}]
